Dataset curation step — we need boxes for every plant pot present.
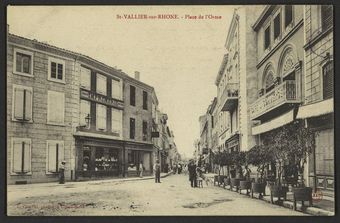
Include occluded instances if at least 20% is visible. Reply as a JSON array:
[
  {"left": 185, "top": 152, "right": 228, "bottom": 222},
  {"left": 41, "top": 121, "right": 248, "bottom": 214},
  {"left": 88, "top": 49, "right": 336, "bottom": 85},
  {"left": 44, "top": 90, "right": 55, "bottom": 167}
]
[
  {"left": 239, "top": 180, "right": 251, "bottom": 195},
  {"left": 251, "top": 182, "right": 266, "bottom": 198},
  {"left": 230, "top": 178, "right": 241, "bottom": 191},
  {"left": 269, "top": 185, "right": 288, "bottom": 204},
  {"left": 292, "top": 187, "right": 313, "bottom": 211},
  {"left": 223, "top": 177, "right": 231, "bottom": 189}
]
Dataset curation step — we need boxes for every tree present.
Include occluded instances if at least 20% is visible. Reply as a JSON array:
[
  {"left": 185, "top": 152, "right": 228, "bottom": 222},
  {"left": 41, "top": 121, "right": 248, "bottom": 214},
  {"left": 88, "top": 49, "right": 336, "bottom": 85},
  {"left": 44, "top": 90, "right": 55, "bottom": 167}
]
[{"left": 247, "top": 145, "right": 272, "bottom": 182}]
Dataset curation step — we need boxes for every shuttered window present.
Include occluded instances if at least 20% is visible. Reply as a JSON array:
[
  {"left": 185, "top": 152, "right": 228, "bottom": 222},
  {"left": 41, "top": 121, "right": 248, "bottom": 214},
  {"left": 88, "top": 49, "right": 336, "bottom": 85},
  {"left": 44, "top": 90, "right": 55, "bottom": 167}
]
[
  {"left": 47, "top": 91, "right": 65, "bottom": 124},
  {"left": 96, "top": 104, "right": 107, "bottom": 130},
  {"left": 142, "top": 121, "right": 148, "bottom": 141},
  {"left": 323, "top": 61, "right": 333, "bottom": 100},
  {"left": 80, "top": 66, "right": 91, "bottom": 90},
  {"left": 130, "top": 118, "right": 135, "bottom": 139},
  {"left": 12, "top": 138, "right": 31, "bottom": 174},
  {"left": 111, "top": 108, "right": 122, "bottom": 136},
  {"left": 321, "top": 5, "right": 333, "bottom": 32},
  {"left": 13, "top": 86, "right": 33, "bottom": 121},
  {"left": 112, "top": 79, "right": 122, "bottom": 100},
  {"left": 96, "top": 73, "right": 107, "bottom": 96},
  {"left": 130, "top": 85, "right": 136, "bottom": 106},
  {"left": 46, "top": 141, "right": 64, "bottom": 173}
]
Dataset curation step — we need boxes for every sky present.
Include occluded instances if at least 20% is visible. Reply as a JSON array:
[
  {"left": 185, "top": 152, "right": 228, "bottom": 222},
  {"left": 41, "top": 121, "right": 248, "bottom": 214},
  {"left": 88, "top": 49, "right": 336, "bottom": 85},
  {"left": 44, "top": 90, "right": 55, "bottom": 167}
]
[{"left": 7, "top": 6, "right": 235, "bottom": 158}]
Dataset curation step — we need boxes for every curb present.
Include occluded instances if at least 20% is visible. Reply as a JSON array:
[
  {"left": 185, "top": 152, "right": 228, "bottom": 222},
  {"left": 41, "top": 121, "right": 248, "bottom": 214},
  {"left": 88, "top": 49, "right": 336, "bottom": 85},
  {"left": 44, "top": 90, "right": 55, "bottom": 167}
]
[{"left": 217, "top": 184, "right": 334, "bottom": 216}]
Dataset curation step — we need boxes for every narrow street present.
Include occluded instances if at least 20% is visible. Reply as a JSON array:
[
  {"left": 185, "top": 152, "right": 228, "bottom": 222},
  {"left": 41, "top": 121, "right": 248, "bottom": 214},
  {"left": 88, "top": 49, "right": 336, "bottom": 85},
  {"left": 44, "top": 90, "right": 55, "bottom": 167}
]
[{"left": 7, "top": 174, "right": 307, "bottom": 216}]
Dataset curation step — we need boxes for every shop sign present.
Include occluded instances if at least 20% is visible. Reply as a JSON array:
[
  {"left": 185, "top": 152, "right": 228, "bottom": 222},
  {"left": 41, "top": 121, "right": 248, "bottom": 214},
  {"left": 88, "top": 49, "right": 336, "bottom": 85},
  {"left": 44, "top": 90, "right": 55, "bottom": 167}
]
[
  {"left": 80, "top": 89, "right": 124, "bottom": 109},
  {"left": 151, "top": 132, "right": 160, "bottom": 138}
]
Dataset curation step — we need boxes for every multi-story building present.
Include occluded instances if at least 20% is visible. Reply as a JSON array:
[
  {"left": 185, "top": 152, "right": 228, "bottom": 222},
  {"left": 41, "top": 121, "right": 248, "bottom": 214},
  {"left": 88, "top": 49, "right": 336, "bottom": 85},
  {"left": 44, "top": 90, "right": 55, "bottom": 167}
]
[
  {"left": 250, "top": 5, "right": 305, "bottom": 180},
  {"left": 296, "top": 5, "right": 334, "bottom": 196},
  {"left": 7, "top": 30, "right": 172, "bottom": 183},
  {"left": 7, "top": 33, "right": 78, "bottom": 184},
  {"left": 215, "top": 6, "right": 262, "bottom": 156}
]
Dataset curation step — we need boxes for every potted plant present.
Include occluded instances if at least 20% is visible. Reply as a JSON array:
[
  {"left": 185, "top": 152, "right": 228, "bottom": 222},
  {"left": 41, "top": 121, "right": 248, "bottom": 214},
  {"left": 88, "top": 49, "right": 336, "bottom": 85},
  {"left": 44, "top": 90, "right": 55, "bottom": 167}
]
[
  {"left": 247, "top": 145, "right": 270, "bottom": 199},
  {"left": 212, "top": 151, "right": 227, "bottom": 186},
  {"left": 229, "top": 151, "right": 244, "bottom": 192},
  {"left": 220, "top": 151, "right": 232, "bottom": 189},
  {"left": 287, "top": 120, "right": 315, "bottom": 210},
  {"left": 238, "top": 151, "right": 252, "bottom": 195}
]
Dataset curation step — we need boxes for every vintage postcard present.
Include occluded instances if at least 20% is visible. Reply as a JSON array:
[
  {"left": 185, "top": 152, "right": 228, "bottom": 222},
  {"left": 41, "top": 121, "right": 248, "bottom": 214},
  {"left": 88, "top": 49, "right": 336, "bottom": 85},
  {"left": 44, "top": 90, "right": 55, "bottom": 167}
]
[{"left": 6, "top": 5, "right": 334, "bottom": 216}]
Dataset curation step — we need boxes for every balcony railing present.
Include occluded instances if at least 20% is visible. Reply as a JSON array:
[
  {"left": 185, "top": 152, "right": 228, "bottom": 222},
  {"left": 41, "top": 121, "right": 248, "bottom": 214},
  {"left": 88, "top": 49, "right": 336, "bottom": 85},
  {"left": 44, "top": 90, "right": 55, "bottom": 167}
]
[
  {"left": 220, "top": 83, "right": 239, "bottom": 112},
  {"left": 250, "top": 80, "right": 301, "bottom": 120}
]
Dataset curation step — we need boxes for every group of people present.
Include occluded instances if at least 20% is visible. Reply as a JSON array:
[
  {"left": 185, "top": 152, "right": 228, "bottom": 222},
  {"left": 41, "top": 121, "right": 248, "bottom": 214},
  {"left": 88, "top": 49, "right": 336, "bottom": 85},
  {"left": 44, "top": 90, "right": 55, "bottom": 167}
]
[
  {"left": 187, "top": 160, "right": 204, "bottom": 188},
  {"left": 172, "top": 163, "right": 183, "bottom": 174}
]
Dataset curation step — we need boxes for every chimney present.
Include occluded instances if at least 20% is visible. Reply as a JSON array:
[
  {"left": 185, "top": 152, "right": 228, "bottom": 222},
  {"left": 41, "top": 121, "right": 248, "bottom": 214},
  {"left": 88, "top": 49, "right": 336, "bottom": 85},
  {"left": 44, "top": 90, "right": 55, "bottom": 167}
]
[{"left": 134, "top": 71, "right": 140, "bottom": 81}]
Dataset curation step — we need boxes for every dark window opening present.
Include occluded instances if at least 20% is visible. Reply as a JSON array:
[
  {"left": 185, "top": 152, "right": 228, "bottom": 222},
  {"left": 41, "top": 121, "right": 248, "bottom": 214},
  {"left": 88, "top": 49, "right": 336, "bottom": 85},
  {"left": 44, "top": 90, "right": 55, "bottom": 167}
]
[
  {"left": 130, "top": 85, "right": 136, "bottom": 106},
  {"left": 264, "top": 26, "right": 271, "bottom": 50},
  {"left": 321, "top": 5, "right": 333, "bottom": 31},
  {"left": 274, "top": 14, "right": 281, "bottom": 40},
  {"left": 142, "top": 121, "right": 148, "bottom": 141},
  {"left": 323, "top": 61, "right": 333, "bottom": 99},
  {"left": 143, "top": 91, "right": 148, "bottom": 110},
  {"left": 130, "top": 118, "right": 135, "bottom": 139},
  {"left": 16, "top": 52, "right": 31, "bottom": 74},
  {"left": 285, "top": 5, "right": 293, "bottom": 28}
]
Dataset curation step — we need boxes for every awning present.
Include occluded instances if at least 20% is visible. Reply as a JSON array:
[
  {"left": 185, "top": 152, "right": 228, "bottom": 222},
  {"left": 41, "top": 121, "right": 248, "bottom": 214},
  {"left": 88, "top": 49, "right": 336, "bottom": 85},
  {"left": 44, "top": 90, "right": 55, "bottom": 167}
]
[
  {"left": 296, "top": 98, "right": 333, "bottom": 119},
  {"left": 252, "top": 109, "right": 294, "bottom": 135}
]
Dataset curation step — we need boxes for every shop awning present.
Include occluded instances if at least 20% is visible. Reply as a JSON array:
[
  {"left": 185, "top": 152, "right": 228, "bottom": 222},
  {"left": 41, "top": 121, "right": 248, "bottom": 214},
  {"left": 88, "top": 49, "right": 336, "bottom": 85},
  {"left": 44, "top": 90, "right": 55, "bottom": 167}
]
[
  {"left": 296, "top": 98, "right": 333, "bottom": 119},
  {"left": 252, "top": 109, "right": 294, "bottom": 135}
]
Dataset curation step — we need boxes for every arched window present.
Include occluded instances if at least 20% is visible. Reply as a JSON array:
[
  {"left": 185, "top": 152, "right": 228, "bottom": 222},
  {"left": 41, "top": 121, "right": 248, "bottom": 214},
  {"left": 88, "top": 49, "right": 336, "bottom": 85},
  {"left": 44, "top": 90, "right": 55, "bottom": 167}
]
[{"left": 264, "top": 72, "right": 275, "bottom": 93}]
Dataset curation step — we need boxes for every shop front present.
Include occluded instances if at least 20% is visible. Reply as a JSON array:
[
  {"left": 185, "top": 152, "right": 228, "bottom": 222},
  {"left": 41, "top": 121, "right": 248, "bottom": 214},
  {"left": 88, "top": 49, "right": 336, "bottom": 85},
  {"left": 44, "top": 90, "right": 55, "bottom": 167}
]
[
  {"left": 74, "top": 136, "right": 124, "bottom": 180},
  {"left": 125, "top": 141, "right": 154, "bottom": 177}
]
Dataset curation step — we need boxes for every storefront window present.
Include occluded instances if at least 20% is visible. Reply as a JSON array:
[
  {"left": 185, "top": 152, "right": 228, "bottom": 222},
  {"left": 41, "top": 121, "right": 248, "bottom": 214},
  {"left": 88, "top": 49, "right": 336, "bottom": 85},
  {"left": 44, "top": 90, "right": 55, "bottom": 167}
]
[
  {"left": 94, "top": 147, "right": 119, "bottom": 172},
  {"left": 128, "top": 151, "right": 138, "bottom": 171}
]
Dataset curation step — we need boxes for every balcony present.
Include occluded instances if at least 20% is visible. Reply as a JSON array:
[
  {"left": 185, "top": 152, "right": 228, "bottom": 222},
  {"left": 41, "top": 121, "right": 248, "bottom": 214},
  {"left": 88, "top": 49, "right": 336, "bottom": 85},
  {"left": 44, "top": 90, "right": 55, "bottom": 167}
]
[
  {"left": 220, "top": 83, "right": 239, "bottom": 112},
  {"left": 250, "top": 80, "right": 301, "bottom": 120}
]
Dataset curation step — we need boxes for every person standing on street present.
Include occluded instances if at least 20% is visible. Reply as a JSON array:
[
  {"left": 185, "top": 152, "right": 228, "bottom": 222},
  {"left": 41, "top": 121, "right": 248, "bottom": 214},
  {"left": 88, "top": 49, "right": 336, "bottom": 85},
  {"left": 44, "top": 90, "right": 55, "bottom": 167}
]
[
  {"left": 59, "top": 160, "right": 66, "bottom": 184},
  {"left": 153, "top": 160, "right": 161, "bottom": 183},
  {"left": 188, "top": 160, "right": 197, "bottom": 187},
  {"left": 139, "top": 161, "right": 144, "bottom": 178}
]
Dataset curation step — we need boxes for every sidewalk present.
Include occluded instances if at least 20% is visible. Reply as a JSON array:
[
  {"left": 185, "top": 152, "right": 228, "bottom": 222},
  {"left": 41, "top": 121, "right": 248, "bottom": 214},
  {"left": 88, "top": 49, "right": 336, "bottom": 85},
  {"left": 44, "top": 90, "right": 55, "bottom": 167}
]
[
  {"left": 207, "top": 173, "right": 334, "bottom": 216},
  {"left": 8, "top": 172, "right": 172, "bottom": 190}
]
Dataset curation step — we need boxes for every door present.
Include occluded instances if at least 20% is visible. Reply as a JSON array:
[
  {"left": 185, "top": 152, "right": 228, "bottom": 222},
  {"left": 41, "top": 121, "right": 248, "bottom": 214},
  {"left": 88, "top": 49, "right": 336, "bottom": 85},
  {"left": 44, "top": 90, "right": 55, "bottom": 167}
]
[{"left": 315, "top": 128, "right": 334, "bottom": 194}]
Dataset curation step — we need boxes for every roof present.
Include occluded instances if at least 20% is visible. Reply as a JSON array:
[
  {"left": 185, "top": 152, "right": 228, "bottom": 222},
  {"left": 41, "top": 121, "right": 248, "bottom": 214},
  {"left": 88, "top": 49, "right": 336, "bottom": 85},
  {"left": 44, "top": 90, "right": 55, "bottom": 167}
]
[{"left": 8, "top": 33, "right": 154, "bottom": 91}]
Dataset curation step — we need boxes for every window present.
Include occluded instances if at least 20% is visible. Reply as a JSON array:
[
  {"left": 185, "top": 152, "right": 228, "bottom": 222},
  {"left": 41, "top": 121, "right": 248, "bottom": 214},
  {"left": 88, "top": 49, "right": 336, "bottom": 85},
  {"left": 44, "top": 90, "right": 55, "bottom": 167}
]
[
  {"left": 96, "top": 104, "right": 107, "bottom": 130},
  {"left": 80, "top": 66, "right": 91, "bottom": 90},
  {"left": 321, "top": 5, "right": 333, "bottom": 31},
  {"left": 11, "top": 138, "right": 31, "bottom": 174},
  {"left": 130, "top": 85, "right": 136, "bottom": 106},
  {"left": 142, "top": 121, "right": 148, "bottom": 141},
  {"left": 130, "top": 118, "right": 135, "bottom": 139},
  {"left": 48, "top": 57, "right": 65, "bottom": 83},
  {"left": 111, "top": 109, "right": 123, "bottom": 136},
  {"left": 13, "top": 48, "right": 33, "bottom": 77},
  {"left": 143, "top": 91, "right": 148, "bottom": 110},
  {"left": 322, "top": 61, "right": 333, "bottom": 100},
  {"left": 285, "top": 5, "right": 293, "bottom": 28},
  {"left": 46, "top": 140, "right": 64, "bottom": 173},
  {"left": 274, "top": 13, "right": 281, "bottom": 40},
  {"left": 112, "top": 78, "right": 122, "bottom": 100},
  {"left": 264, "top": 25, "right": 271, "bottom": 50},
  {"left": 47, "top": 91, "right": 65, "bottom": 125},
  {"left": 12, "top": 85, "right": 33, "bottom": 122},
  {"left": 80, "top": 100, "right": 91, "bottom": 127},
  {"left": 96, "top": 73, "right": 107, "bottom": 96}
]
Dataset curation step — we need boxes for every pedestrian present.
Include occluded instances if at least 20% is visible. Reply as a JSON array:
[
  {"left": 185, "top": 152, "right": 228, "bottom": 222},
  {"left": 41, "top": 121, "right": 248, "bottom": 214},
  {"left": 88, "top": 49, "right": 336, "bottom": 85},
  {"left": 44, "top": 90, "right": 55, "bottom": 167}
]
[
  {"left": 178, "top": 163, "right": 182, "bottom": 174},
  {"left": 153, "top": 160, "right": 161, "bottom": 183},
  {"left": 139, "top": 161, "right": 144, "bottom": 178},
  {"left": 59, "top": 160, "right": 66, "bottom": 184},
  {"left": 188, "top": 160, "right": 197, "bottom": 187}
]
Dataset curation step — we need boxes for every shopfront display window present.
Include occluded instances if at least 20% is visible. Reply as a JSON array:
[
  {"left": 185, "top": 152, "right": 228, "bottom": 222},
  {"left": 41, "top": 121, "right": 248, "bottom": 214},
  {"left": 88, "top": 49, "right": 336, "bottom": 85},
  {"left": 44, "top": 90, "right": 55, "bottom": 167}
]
[{"left": 94, "top": 147, "right": 119, "bottom": 172}]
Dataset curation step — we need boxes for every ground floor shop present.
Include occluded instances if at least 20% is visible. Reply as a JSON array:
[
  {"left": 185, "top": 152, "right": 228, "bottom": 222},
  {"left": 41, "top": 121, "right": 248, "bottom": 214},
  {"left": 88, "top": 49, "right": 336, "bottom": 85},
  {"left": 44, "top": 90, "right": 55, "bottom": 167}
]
[{"left": 74, "top": 136, "right": 154, "bottom": 180}]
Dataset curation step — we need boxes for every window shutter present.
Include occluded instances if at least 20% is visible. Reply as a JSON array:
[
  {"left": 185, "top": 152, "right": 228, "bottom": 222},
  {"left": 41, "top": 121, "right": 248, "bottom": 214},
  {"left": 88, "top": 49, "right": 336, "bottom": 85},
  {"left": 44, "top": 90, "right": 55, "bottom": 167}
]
[
  {"left": 24, "top": 90, "right": 32, "bottom": 121},
  {"left": 48, "top": 91, "right": 65, "bottom": 124},
  {"left": 80, "top": 67, "right": 91, "bottom": 89},
  {"left": 14, "top": 88, "right": 24, "bottom": 120},
  {"left": 12, "top": 141, "right": 23, "bottom": 172},
  {"left": 323, "top": 62, "right": 333, "bottom": 100},
  {"left": 48, "top": 142, "right": 57, "bottom": 172},
  {"left": 23, "top": 141, "right": 31, "bottom": 172}
]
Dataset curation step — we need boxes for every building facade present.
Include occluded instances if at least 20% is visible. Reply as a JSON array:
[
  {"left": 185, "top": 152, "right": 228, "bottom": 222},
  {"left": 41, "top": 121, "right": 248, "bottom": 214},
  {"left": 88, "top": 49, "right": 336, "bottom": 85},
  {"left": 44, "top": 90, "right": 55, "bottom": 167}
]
[
  {"left": 297, "top": 5, "right": 334, "bottom": 196},
  {"left": 7, "top": 31, "right": 175, "bottom": 183},
  {"left": 215, "top": 6, "right": 262, "bottom": 157}
]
